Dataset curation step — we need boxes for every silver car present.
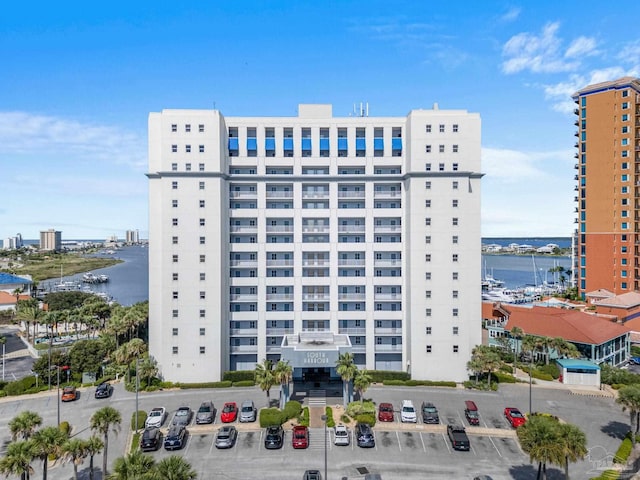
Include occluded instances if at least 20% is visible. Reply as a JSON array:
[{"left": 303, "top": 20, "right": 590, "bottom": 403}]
[
  {"left": 195, "top": 401, "right": 215, "bottom": 424},
  {"left": 239, "top": 400, "right": 257, "bottom": 422},
  {"left": 215, "top": 425, "right": 238, "bottom": 449},
  {"left": 334, "top": 424, "right": 350, "bottom": 446},
  {"left": 145, "top": 407, "right": 166, "bottom": 428}
]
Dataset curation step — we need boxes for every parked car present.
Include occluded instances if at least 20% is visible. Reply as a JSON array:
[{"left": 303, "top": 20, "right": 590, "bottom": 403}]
[
  {"left": 334, "top": 424, "right": 350, "bottom": 446},
  {"left": 401, "top": 400, "right": 417, "bottom": 423},
  {"left": 61, "top": 386, "right": 77, "bottom": 402},
  {"left": 94, "top": 382, "right": 113, "bottom": 399},
  {"left": 447, "top": 425, "right": 470, "bottom": 451},
  {"left": 140, "top": 427, "right": 162, "bottom": 452},
  {"left": 221, "top": 402, "right": 238, "bottom": 423},
  {"left": 464, "top": 400, "right": 480, "bottom": 426},
  {"left": 164, "top": 424, "right": 187, "bottom": 450},
  {"left": 172, "top": 406, "right": 193, "bottom": 426},
  {"left": 145, "top": 407, "right": 166, "bottom": 428},
  {"left": 303, "top": 470, "right": 322, "bottom": 480},
  {"left": 378, "top": 402, "right": 394, "bottom": 422},
  {"left": 292, "top": 425, "right": 309, "bottom": 449},
  {"left": 196, "top": 401, "right": 215, "bottom": 424},
  {"left": 239, "top": 400, "right": 257, "bottom": 422},
  {"left": 264, "top": 425, "right": 284, "bottom": 449},
  {"left": 504, "top": 407, "right": 526, "bottom": 428},
  {"left": 214, "top": 425, "right": 238, "bottom": 449},
  {"left": 421, "top": 402, "right": 439, "bottom": 424},
  {"left": 473, "top": 476, "right": 494, "bottom": 480},
  {"left": 356, "top": 423, "right": 375, "bottom": 448}
]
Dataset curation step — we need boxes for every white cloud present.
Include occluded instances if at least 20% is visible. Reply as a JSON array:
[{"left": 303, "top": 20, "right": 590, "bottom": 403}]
[
  {"left": 500, "top": 7, "right": 521, "bottom": 22},
  {"left": 0, "top": 112, "right": 146, "bottom": 170},
  {"left": 501, "top": 22, "right": 596, "bottom": 74},
  {"left": 482, "top": 146, "right": 571, "bottom": 182}
]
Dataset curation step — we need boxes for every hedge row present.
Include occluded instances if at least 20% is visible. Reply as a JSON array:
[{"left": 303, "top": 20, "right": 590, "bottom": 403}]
[
  {"left": 382, "top": 379, "right": 457, "bottom": 388},
  {"left": 173, "top": 381, "right": 233, "bottom": 389},
  {"left": 222, "top": 371, "right": 255, "bottom": 383},
  {"left": 325, "top": 406, "right": 336, "bottom": 428},
  {"left": 493, "top": 372, "right": 516, "bottom": 384},
  {"left": 589, "top": 470, "right": 619, "bottom": 480},
  {"left": 367, "top": 370, "right": 410, "bottom": 383},
  {"left": 258, "top": 400, "right": 302, "bottom": 428}
]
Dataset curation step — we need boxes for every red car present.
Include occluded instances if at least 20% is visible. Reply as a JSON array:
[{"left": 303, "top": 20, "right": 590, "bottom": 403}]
[
  {"left": 220, "top": 402, "right": 238, "bottom": 423},
  {"left": 504, "top": 407, "right": 526, "bottom": 428},
  {"left": 292, "top": 425, "right": 309, "bottom": 449},
  {"left": 61, "top": 386, "right": 77, "bottom": 402},
  {"left": 378, "top": 402, "right": 394, "bottom": 422}
]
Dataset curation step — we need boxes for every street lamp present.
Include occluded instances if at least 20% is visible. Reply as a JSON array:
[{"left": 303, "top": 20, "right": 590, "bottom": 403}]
[
  {"left": 135, "top": 358, "right": 140, "bottom": 433},
  {"left": 0, "top": 336, "right": 6, "bottom": 381},
  {"left": 529, "top": 350, "right": 533, "bottom": 416},
  {"left": 321, "top": 414, "right": 328, "bottom": 480}
]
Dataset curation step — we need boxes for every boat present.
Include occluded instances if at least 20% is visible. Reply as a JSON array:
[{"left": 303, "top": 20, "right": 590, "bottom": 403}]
[{"left": 82, "top": 273, "right": 109, "bottom": 284}]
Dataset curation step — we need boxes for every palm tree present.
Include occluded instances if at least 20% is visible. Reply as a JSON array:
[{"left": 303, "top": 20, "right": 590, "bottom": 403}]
[
  {"left": 62, "top": 438, "right": 88, "bottom": 480},
  {"left": 137, "top": 355, "right": 159, "bottom": 388},
  {"left": 517, "top": 415, "right": 564, "bottom": 480},
  {"left": 84, "top": 436, "right": 104, "bottom": 480},
  {"left": 273, "top": 360, "right": 293, "bottom": 408},
  {"left": 9, "top": 411, "right": 43, "bottom": 441},
  {"left": 336, "top": 352, "right": 358, "bottom": 407},
  {"left": 510, "top": 326, "right": 525, "bottom": 378},
  {"left": 616, "top": 384, "right": 640, "bottom": 446},
  {"left": 152, "top": 455, "right": 197, "bottom": 480},
  {"left": 15, "top": 303, "right": 45, "bottom": 345},
  {"left": 0, "top": 440, "right": 35, "bottom": 480},
  {"left": 254, "top": 359, "right": 275, "bottom": 406},
  {"left": 468, "top": 345, "right": 501, "bottom": 388},
  {"left": 107, "top": 450, "right": 155, "bottom": 480},
  {"left": 353, "top": 369, "right": 372, "bottom": 403},
  {"left": 556, "top": 423, "right": 587, "bottom": 480},
  {"left": 90, "top": 406, "right": 122, "bottom": 476},
  {"left": 30, "top": 426, "right": 68, "bottom": 480}
]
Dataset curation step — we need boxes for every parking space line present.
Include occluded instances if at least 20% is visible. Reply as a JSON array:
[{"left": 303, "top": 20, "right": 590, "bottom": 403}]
[
  {"left": 456, "top": 411, "right": 465, "bottom": 426},
  {"left": 441, "top": 432, "right": 451, "bottom": 454},
  {"left": 488, "top": 435, "right": 502, "bottom": 457},
  {"left": 208, "top": 433, "right": 216, "bottom": 455},
  {"left": 469, "top": 442, "right": 477, "bottom": 456},
  {"left": 183, "top": 433, "right": 192, "bottom": 456},
  {"left": 419, "top": 432, "right": 426, "bottom": 453},
  {"left": 396, "top": 431, "right": 402, "bottom": 451},
  {"left": 258, "top": 429, "right": 264, "bottom": 451},
  {"left": 374, "top": 431, "right": 378, "bottom": 451}
]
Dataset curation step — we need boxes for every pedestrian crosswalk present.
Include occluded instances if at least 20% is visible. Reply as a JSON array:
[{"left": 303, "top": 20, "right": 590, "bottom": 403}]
[{"left": 308, "top": 389, "right": 326, "bottom": 407}]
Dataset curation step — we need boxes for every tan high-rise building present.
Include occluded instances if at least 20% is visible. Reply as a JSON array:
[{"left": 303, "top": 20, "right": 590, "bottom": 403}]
[
  {"left": 573, "top": 77, "right": 640, "bottom": 296},
  {"left": 39, "top": 228, "right": 61, "bottom": 251}
]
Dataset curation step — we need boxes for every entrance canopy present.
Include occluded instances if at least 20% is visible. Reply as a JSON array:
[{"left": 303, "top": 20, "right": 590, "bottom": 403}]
[{"left": 280, "top": 331, "right": 352, "bottom": 370}]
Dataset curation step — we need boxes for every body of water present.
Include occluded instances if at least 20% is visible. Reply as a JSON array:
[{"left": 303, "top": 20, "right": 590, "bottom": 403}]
[
  {"left": 482, "top": 254, "right": 573, "bottom": 290},
  {"left": 41, "top": 245, "right": 149, "bottom": 306}
]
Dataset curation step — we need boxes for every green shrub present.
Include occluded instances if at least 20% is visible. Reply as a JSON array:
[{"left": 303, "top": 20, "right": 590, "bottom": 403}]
[
  {"left": 589, "top": 470, "right": 619, "bottom": 480},
  {"left": 494, "top": 372, "right": 516, "bottom": 384},
  {"left": 382, "top": 379, "right": 406, "bottom": 386},
  {"left": 354, "top": 413, "right": 376, "bottom": 426},
  {"left": 158, "top": 381, "right": 175, "bottom": 389},
  {"left": 283, "top": 400, "right": 302, "bottom": 420},
  {"left": 131, "top": 411, "right": 147, "bottom": 430},
  {"left": 325, "top": 407, "right": 335, "bottom": 428},
  {"left": 298, "top": 407, "right": 310, "bottom": 427},
  {"left": 174, "top": 381, "right": 232, "bottom": 389},
  {"left": 3, "top": 376, "right": 37, "bottom": 396},
  {"left": 59, "top": 421, "right": 71, "bottom": 436},
  {"left": 538, "top": 363, "right": 560, "bottom": 379},
  {"left": 346, "top": 401, "right": 375, "bottom": 418},
  {"left": 601, "top": 364, "right": 640, "bottom": 386},
  {"left": 232, "top": 380, "right": 255, "bottom": 387},
  {"left": 130, "top": 432, "right": 141, "bottom": 453},
  {"left": 614, "top": 436, "right": 633, "bottom": 463},
  {"left": 499, "top": 364, "right": 514, "bottom": 374},
  {"left": 340, "top": 414, "right": 350, "bottom": 424},
  {"left": 531, "top": 370, "right": 554, "bottom": 381},
  {"left": 367, "top": 370, "right": 410, "bottom": 383},
  {"left": 222, "top": 371, "right": 256, "bottom": 383},
  {"left": 259, "top": 408, "right": 285, "bottom": 428}
]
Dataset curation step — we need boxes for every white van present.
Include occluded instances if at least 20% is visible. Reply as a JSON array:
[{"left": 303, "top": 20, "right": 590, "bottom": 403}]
[{"left": 400, "top": 400, "right": 417, "bottom": 423}]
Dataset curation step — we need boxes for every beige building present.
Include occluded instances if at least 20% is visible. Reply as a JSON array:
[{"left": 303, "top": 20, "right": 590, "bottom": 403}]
[{"left": 39, "top": 229, "right": 61, "bottom": 251}]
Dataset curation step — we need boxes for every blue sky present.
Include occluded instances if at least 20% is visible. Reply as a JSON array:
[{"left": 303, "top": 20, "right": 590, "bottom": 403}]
[{"left": 1, "top": 1, "right": 638, "bottom": 240}]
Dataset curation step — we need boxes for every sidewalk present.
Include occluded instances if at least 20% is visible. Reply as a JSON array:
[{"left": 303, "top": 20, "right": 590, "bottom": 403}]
[{"left": 513, "top": 368, "right": 615, "bottom": 398}]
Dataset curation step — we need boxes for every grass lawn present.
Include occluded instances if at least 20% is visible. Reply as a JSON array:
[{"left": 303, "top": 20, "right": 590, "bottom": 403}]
[{"left": 5, "top": 254, "right": 121, "bottom": 282}]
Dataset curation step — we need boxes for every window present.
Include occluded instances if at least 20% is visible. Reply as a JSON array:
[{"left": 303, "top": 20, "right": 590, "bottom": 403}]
[
  {"left": 622, "top": 102, "right": 629, "bottom": 109},
  {"left": 622, "top": 114, "right": 629, "bottom": 121},
  {"left": 172, "top": 291, "right": 178, "bottom": 299},
  {"left": 185, "top": 124, "right": 191, "bottom": 132},
  {"left": 172, "top": 181, "right": 178, "bottom": 189},
  {"left": 199, "top": 124, "right": 205, "bottom": 133},
  {"left": 439, "top": 163, "right": 444, "bottom": 171},
  {"left": 172, "top": 328, "right": 178, "bottom": 336},
  {"left": 453, "top": 124, "right": 458, "bottom": 132},
  {"left": 425, "top": 181, "right": 431, "bottom": 189},
  {"left": 172, "top": 346, "right": 178, "bottom": 354},
  {"left": 426, "top": 145, "right": 431, "bottom": 153},
  {"left": 452, "top": 181, "right": 458, "bottom": 189},
  {"left": 425, "top": 272, "right": 431, "bottom": 280},
  {"left": 622, "top": 126, "right": 629, "bottom": 133},
  {"left": 172, "top": 163, "right": 178, "bottom": 171},
  {"left": 199, "top": 181, "right": 205, "bottom": 190},
  {"left": 199, "top": 291, "right": 206, "bottom": 299},
  {"left": 172, "top": 254, "right": 178, "bottom": 263},
  {"left": 200, "top": 218, "right": 205, "bottom": 226},
  {"left": 172, "top": 200, "right": 178, "bottom": 208},
  {"left": 453, "top": 326, "right": 459, "bottom": 335},
  {"left": 426, "top": 326, "right": 432, "bottom": 335},
  {"left": 425, "top": 218, "right": 431, "bottom": 226},
  {"left": 425, "top": 254, "right": 431, "bottom": 262},
  {"left": 199, "top": 310, "right": 205, "bottom": 318},
  {"left": 172, "top": 309, "right": 178, "bottom": 318},
  {"left": 452, "top": 272, "right": 458, "bottom": 280},
  {"left": 452, "top": 290, "right": 458, "bottom": 299},
  {"left": 186, "top": 145, "right": 191, "bottom": 153},
  {"left": 452, "top": 218, "right": 459, "bottom": 226},
  {"left": 426, "top": 345, "right": 432, "bottom": 353},
  {"left": 622, "top": 162, "right": 629, "bottom": 169},
  {"left": 199, "top": 254, "right": 206, "bottom": 262},
  {"left": 452, "top": 235, "right": 458, "bottom": 244},
  {"left": 425, "top": 290, "right": 432, "bottom": 299},
  {"left": 439, "top": 124, "right": 445, "bottom": 133},
  {"left": 439, "top": 145, "right": 445, "bottom": 153},
  {"left": 622, "top": 151, "right": 629, "bottom": 158},
  {"left": 622, "top": 90, "right": 629, "bottom": 97},
  {"left": 171, "top": 145, "right": 177, "bottom": 153},
  {"left": 199, "top": 145, "right": 205, "bottom": 153},
  {"left": 172, "top": 218, "right": 178, "bottom": 226},
  {"left": 425, "top": 199, "right": 431, "bottom": 208},
  {"left": 452, "top": 200, "right": 458, "bottom": 207},
  {"left": 426, "top": 308, "right": 432, "bottom": 316},
  {"left": 200, "top": 272, "right": 205, "bottom": 281},
  {"left": 453, "top": 308, "right": 459, "bottom": 316},
  {"left": 426, "top": 124, "right": 431, "bottom": 133},
  {"left": 199, "top": 236, "right": 205, "bottom": 245},
  {"left": 171, "top": 124, "right": 177, "bottom": 132},
  {"left": 425, "top": 236, "right": 431, "bottom": 244},
  {"left": 199, "top": 163, "right": 204, "bottom": 171},
  {"left": 185, "top": 163, "right": 191, "bottom": 171},
  {"left": 622, "top": 139, "right": 629, "bottom": 146},
  {"left": 200, "top": 200, "right": 205, "bottom": 208},
  {"left": 453, "top": 345, "right": 459, "bottom": 353},
  {"left": 200, "top": 346, "right": 206, "bottom": 354},
  {"left": 453, "top": 145, "right": 458, "bottom": 153},
  {"left": 425, "top": 163, "right": 431, "bottom": 171}
]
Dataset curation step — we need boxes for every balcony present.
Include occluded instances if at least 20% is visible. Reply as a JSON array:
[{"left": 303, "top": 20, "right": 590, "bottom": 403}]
[
  {"left": 350, "top": 345, "right": 366, "bottom": 353},
  {"left": 230, "top": 225, "right": 257, "bottom": 233},
  {"left": 229, "top": 294, "right": 258, "bottom": 301},
  {"left": 266, "top": 346, "right": 282, "bottom": 353},
  {"left": 338, "top": 327, "right": 366, "bottom": 335},
  {"left": 574, "top": 108, "right": 579, "bottom": 115},
  {"left": 374, "top": 293, "right": 402, "bottom": 300},
  {"left": 374, "top": 190, "right": 401, "bottom": 198},
  {"left": 374, "top": 225, "right": 401, "bottom": 233},
  {"left": 302, "top": 293, "right": 330, "bottom": 301},
  {"left": 230, "top": 345, "right": 258, "bottom": 353},
  {"left": 266, "top": 259, "right": 294, "bottom": 267},
  {"left": 338, "top": 259, "right": 366, "bottom": 266},
  {"left": 265, "top": 293, "right": 294, "bottom": 301},
  {"left": 229, "top": 191, "right": 257, "bottom": 198},
  {"left": 265, "top": 191, "right": 293, "bottom": 198},
  {"left": 302, "top": 191, "right": 329, "bottom": 199},
  {"left": 374, "top": 259, "right": 401, "bottom": 267},
  {"left": 338, "top": 293, "right": 366, "bottom": 300},
  {"left": 375, "top": 327, "right": 402, "bottom": 334},
  {"left": 338, "top": 191, "right": 366, "bottom": 198},
  {"left": 374, "top": 344, "right": 403, "bottom": 352},
  {"left": 302, "top": 225, "right": 330, "bottom": 233},
  {"left": 302, "top": 260, "right": 329, "bottom": 266},
  {"left": 338, "top": 225, "right": 366, "bottom": 233},
  {"left": 229, "top": 328, "right": 258, "bottom": 336},
  {"left": 265, "top": 328, "right": 294, "bottom": 335},
  {"left": 230, "top": 259, "right": 258, "bottom": 267},
  {"left": 266, "top": 225, "right": 294, "bottom": 233}
]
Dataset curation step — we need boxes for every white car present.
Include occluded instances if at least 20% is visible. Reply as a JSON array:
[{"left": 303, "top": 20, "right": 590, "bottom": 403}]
[
  {"left": 145, "top": 407, "right": 166, "bottom": 428},
  {"left": 334, "top": 424, "right": 350, "bottom": 446},
  {"left": 401, "top": 400, "right": 417, "bottom": 423}
]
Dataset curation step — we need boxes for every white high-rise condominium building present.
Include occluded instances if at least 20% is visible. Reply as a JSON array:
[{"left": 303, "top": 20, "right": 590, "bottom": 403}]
[{"left": 148, "top": 104, "right": 482, "bottom": 383}]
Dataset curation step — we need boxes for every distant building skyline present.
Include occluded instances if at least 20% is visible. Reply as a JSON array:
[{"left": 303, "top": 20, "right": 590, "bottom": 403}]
[{"left": 39, "top": 228, "right": 61, "bottom": 252}]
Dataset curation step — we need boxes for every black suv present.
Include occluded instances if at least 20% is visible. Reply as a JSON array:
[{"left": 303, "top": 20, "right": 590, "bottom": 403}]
[
  {"left": 421, "top": 402, "right": 439, "bottom": 424},
  {"left": 356, "top": 423, "right": 375, "bottom": 448},
  {"left": 264, "top": 425, "right": 284, "bottom": 449},
  {"left": 94, "top": 382, "right": 113, "bottom": 399},
  {"left": 164, "top": 425, "right": 187, "bottom": 450},
  {"left": 140, "top": 427, "right": 162, "bottom": 452}
]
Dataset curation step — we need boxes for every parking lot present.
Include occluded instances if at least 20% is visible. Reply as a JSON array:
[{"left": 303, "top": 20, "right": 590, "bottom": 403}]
[{"left": 0, "top": 382, "right": 630, "bottom": 479}]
